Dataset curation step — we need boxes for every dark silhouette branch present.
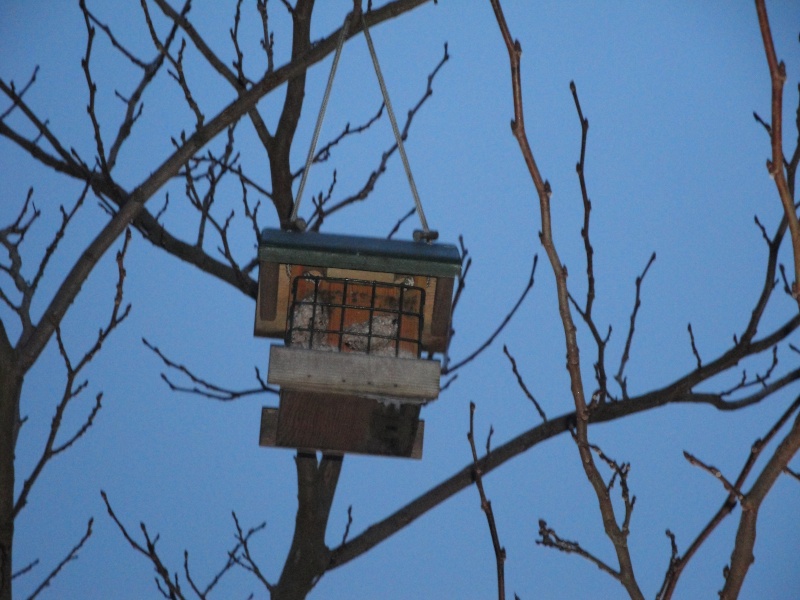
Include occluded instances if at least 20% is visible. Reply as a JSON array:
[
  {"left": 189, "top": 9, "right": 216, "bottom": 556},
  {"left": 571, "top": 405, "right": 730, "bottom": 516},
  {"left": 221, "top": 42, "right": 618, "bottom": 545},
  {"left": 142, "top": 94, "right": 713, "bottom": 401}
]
[
  {"left": 25, "top": 518, "right": 93, "bottom": 600},
  {"left": 614, "top": 252, "right": 656, "bottom": 400},
  {"left": 502, "top": 344, "right": 547, "bottom": 422},
  {"left": 143, "top": 338, "right": 277, "bottom": 401},
  {"left": 3, "top": 0, "right": 433, "bottom": 375},
  {"left": 487, "top": 1, "right": 643, "bottom": 596},
  {"left": 229, "top": 513, "right": 272, "bottom": 592},
  {"left": 294, "top": 103, "right": 387, "bottom": 179},
  {"left": 658, "top": 394, "right": 800, "bottom": 599},
  {"left": 328, "top": 322, "right": 800, "bottom": 571},
  {"left": 468, "top": 402, "right": 506, "bottom": 600},
  {"left": 272, "top": 453, "right": 342, "bottom": 600},
  {"left": 443, "top": 254, "right": 536, "bottom": 375},
  {"left": 14, "top": 229, "right": 131, "bottom": 519},
  {"left": 537, "top": 519, "right": 618, "bottom": 578},
  {"left": 0, "top": 66, "right": 39, "bottom": 122},
  {"left": 386, "top": 207, "right": 416, "bottom": 239},
  {"left": 720, "top": 400, "right": 800, "bottom": 599},
  {"left": 101, "top": 491, "right": 188, "bottom": 599},
  {"left": 683, "top": 451, "right": 745, "bottom": 500},
  {"left": 754, "top": 0, "right": 800, "bottom": 307}
]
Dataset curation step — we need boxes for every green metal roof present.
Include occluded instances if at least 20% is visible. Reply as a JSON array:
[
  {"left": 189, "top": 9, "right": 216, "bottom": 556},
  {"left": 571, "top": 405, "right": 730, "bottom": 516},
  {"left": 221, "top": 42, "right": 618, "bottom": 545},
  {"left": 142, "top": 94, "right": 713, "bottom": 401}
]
[{"left": 258, "top": 229, "right": 462, "bottom": 278}]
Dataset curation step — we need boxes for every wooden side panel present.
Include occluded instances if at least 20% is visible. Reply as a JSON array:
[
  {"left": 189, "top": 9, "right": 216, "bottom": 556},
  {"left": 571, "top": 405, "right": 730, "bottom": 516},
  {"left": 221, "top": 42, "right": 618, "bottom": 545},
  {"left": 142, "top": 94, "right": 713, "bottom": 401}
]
[
  {"left": 258, "top": 394, "right": 424, "bottom": 458},
  {"left": 417, "top": 277, "right": 453, "bottom": 352},
  {"left": 259, "top": 262, "right": 279, "bottom": 321},
  {"left": 254, "top": 261, "right": 292, "bottom": 338},
  {"left": 431, "top": 276, "right": 454, "bottom": 337},
  {"left": 267, "top": 346, "right": 441, "bottom": 401},
  {"left": 254, "top": 261, "right": 279, "bottom": 337}
]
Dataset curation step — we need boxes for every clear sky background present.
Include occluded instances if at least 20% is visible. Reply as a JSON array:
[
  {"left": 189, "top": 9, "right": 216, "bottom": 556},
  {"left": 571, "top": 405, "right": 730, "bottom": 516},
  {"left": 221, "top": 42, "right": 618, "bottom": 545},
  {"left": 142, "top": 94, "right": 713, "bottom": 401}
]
[{"left": 2, "top": 1, "right": 800, "bottom": 598}]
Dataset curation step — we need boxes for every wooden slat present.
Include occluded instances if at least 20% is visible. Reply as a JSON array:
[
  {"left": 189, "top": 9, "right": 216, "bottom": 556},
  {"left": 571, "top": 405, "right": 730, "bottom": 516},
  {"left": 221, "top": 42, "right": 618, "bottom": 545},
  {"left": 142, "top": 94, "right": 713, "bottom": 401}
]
[
  {"left": 327, "top": 267, "right": 396, "bottom": 283},
  {"left": 267, "top": 346, "right": 440, "bottom": 401},
  {"left": 259, "top": 262, "right": 279, "bottom": 321},
  {"left": 258, "top": 394, "right": 424, "bottom": 458},
  {"left": 431, "top": 276, "right": 454, "bottom": 337}
]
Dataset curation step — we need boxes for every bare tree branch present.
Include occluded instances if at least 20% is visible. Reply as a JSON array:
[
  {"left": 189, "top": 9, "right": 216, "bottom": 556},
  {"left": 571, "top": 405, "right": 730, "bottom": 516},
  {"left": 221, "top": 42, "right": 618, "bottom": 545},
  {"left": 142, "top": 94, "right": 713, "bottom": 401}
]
[
  {"left": 143, "top": 338, "right": 277, "bottom": 401},
  {"left": 101, "top": 491, "right": 187, "bottom": 600},
  {"left": 683, "top": 451, "right": 745, "bottom": 500},
  {"left": 502, "top": 345, "right": 547, "bottom": 422},
  {"left": 614, "top": 252, "right": 656, "bottom": 400},
  {"left": 486, "top": 1, "right": 643, "bottom": 596},
  {"left": 658, "top": 394, "right": 800, "bottom": 599},
  {"left": 229, "top": 512, "right": 272, "bottom": 592},
  {"left": 754, "top": 0, "right": 800, "bottom": 307},
  {"left": 443, "top": 255, "right": 536, "bottom": 375},
  {"left": 14, "top": 229, "right": 131, "bottom": 518},
  {"left": 468, "top": 402, "right": 507, "bottom": 600},
  {"left": 25, "top": 518, "right": 93, "bottom": 600},
  {"left": 537, "top": 519, "right": 618, "bottom": 578},
  {"left": 5, "top": 0, "right": 433, "bottom": 376},
  {"left": 272, "top": 453, "right": 343, "bottom": 599},
  {"left": 720, "top": 401, "right": 800, "bottom": 598}
]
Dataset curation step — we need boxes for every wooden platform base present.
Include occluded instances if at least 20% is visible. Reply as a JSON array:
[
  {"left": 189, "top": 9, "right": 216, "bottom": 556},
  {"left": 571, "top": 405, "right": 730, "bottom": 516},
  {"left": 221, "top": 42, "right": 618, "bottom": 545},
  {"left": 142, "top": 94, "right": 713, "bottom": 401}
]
[{"left": 259, "top": 391, "right": 424, "bottom": 458}]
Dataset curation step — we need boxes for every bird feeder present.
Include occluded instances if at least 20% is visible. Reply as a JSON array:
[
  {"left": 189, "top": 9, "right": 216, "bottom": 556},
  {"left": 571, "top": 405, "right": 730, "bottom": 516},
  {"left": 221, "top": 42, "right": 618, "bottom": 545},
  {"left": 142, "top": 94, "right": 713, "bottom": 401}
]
[
  {"left": 253, "top": 9, "right": 460, "bottom": 458},
  {"left": 256, "top": 228, "right": 461, "bottom": 458}
]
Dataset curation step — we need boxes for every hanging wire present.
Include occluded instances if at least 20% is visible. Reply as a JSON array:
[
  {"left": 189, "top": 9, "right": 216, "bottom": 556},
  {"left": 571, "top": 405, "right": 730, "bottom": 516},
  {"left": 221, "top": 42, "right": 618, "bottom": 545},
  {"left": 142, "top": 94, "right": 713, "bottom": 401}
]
[
  {"left": 290, "top": 12, "right": 353, "bottom": 229},
  {"left": 291, "top": 7, "right": 437, "bottom": 241},
  {"left": 360, "top": 13, "right": 435, "bottom": 241}
]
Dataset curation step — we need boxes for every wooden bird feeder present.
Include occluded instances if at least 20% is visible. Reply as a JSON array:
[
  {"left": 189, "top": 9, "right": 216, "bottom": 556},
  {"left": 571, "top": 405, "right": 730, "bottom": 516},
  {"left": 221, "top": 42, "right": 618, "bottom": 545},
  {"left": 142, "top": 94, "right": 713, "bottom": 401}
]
[{"left": 255, "top": 228, "right": 461, "bottom": 458}]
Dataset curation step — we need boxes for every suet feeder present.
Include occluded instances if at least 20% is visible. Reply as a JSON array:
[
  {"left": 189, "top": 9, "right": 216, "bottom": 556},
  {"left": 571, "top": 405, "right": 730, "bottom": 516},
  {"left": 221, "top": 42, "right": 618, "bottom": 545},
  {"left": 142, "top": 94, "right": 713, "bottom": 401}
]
[
  {"left": 254, "top": 9, "right": 460, "bottom": 458},
  {"left": 256, "top": 228, "right": 461, "bottom": 458}
]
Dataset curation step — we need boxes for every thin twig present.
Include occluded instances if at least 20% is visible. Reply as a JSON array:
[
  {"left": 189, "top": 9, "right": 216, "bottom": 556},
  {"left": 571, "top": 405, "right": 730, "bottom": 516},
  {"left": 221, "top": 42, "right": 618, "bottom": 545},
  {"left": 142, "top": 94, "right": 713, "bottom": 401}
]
[
  {"left": 754, "top": 0, "right": 800, "bottom": 307},
  {"left": 11, "top": 559, "right": 38, "bottom": 581},
  {"left": 26, "top": 519, "right": 93, "bottom": 600},
  {"left": 486, "top": 1, "right": 643, "bottom": 596},
  {"left": 444, "top": 255, "right": 536, "bottom": 374},
  {"left": 14, "top": 229, "right": 131, "bottom": 518},
  {"left": 230, "top": 512, "right": 273, "bottom": 591},
  {"left": 502, "top": 345, "right": 547, "bottom": 422},
  {"left": 143, "top": 338, "right": 278, "bottom": 400},
  {"left": 101, "top": 491, "right": 186, "bottom": 599},
  {"left": 683, "top": 451, "right": 744, "bottom": 500},
  {"left": 537, "top": 519, "right": 619, "bottom": 577},
  {"left": 687, "top": 323, "right": 703, "bottom": 369},
  {"left": 658, "top": 395, "right": 800, "bottom": 599},
  {"left": 468, "top": 402, "right": 506, "bottom": 600},
  {"left": 387, "top": 207, "right": 415, "bottom": 240},
  {"left": 614, "top": 252, "right": 656, "bottom": 399},
  {"left": 0, "top": 66, "right": 39, "bottom": 121},
  {"left": 341, "top": 506, "right": 354, "bottom": 545},
  {"left": 721, "top": 401, "right": 800, "bottom": 598}
]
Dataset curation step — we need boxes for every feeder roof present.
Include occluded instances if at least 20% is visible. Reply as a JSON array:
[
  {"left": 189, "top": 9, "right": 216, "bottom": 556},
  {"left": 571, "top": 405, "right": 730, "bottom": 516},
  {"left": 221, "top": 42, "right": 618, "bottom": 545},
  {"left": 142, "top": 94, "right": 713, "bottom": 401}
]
[{"left": 259, "top": 228, "right": 461, "bottom": 278}]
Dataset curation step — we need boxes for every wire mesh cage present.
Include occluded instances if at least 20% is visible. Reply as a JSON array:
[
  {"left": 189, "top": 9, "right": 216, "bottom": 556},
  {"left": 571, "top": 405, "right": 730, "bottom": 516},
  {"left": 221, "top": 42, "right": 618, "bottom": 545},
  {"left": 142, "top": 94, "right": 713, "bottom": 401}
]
[{"left": 286, "top": 274, "right": 425, "bottom": 358}]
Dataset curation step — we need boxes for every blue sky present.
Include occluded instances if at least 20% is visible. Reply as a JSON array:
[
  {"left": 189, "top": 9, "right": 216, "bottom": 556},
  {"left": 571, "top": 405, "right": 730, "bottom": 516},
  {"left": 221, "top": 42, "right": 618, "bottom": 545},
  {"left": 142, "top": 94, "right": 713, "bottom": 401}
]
[{"left": 2, "top": 1, "right": 800, "bottom": 598}]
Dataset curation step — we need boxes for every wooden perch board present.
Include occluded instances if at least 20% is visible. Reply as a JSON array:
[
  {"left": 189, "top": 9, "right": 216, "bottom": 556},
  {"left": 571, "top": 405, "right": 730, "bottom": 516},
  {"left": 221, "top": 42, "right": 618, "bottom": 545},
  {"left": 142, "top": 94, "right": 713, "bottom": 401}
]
[
  {"left": 259, "top": 394, "right": 425, "bottom": 458},
  {"left": 267, "top": 346, "right": 441, "bottom": 402}
]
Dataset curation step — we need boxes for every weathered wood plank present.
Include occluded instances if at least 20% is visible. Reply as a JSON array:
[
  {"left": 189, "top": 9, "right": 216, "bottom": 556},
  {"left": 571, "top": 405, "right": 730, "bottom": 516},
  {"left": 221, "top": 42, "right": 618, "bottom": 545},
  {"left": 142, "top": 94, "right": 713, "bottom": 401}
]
[
  {"left": 258, "top": 395, "right": 424, "bottom": 458},
  {"left": 267, "top": 346, "right": 441, "bottom": 401}
]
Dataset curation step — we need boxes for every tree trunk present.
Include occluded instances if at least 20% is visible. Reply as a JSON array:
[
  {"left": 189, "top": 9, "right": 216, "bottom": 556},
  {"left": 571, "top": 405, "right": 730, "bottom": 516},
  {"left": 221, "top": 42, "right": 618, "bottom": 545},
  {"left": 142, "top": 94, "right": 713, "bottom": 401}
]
[
  {"left": 0, "top": 358, "right": 21, "bottom": 600},
  {"left": 272, "top": 453, "right": 342, "bottom": 600}
]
